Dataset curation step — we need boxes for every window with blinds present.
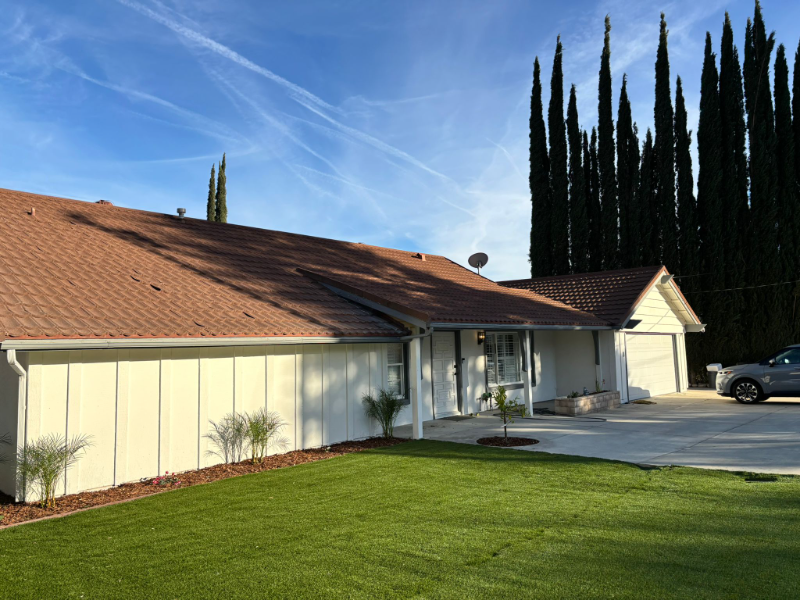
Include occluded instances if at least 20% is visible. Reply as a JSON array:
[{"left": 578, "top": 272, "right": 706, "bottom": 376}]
[
  {"left": 386, "top": 343, "right": 405, "bottom": 396},
  {"left": 485, "top": 333, "right": 521, "bottom": 386}
]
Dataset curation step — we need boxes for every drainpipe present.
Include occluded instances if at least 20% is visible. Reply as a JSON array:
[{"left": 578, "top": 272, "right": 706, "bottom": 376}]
[{"left": 7, "top": 350, "right": 26, "bottom": 502}]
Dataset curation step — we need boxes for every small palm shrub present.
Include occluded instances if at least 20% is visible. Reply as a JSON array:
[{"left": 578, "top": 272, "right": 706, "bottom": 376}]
[
  {"left": 1, "top": 433, "right": 92, "bottom": 508},
  {"left": 362, "top": 389, "right": 405, "bottom": 438},
  {"left": 244, "top": 408, "right": 289, "bottom": 463},
  {"left": 205, "top": 413, "right": 248, "bottom": 464}
]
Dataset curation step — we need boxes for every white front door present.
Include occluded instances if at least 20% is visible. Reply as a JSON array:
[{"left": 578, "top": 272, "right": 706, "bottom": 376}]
[
  {"left": 432, "top": 332, "right": 459, "bottom": 417},
  {"left": 625, "top": 334, "right": 678, "bottom": 400}
]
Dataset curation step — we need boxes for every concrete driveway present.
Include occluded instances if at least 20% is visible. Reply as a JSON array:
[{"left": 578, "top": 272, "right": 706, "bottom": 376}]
[{"left": 395, "top": 390, "right": 800, "bottom": 474}]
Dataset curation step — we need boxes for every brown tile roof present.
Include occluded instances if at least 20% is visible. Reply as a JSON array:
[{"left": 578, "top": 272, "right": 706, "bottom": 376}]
[
  {"left": 0, "top": 189, "right": 606, "bottom": 342},
  {"left": 499, "top": 266, "right": 668, "bottom": 327}
]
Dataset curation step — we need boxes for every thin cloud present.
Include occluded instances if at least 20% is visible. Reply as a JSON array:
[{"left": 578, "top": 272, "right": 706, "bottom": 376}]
[
  {"left": 118, "top": 0, "right": 459, "bottom": 189},
  {"left": 116, "top": 0, "right": 341, "bottom": 114}
]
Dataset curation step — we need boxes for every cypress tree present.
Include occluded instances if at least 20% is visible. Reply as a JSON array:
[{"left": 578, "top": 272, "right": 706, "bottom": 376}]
[
  {"left": 215, "top": 153, "right": 228, "bottom": 223},
  {"left": 674, "top": 76, "right": 697, "bottom": 287},
  {"left": 697, "top": 33, "right": 724, "bottom": 290},
  {"left": 617, "top": 75, "right": 638, "bottom": 268},
  {"left": 793, "top": 41, "right": 800, "bottom": 337},
  {"left": 719, "top": 12, "right": 750, "bottom": 291},
  {"left": 206, "top": 164, "right": 216, "bottom": 222},
  {"left": 743, "top": 2, "right": 780, "bottom": 359},
  {"left": 743, "top": 5, "right": 778, "bottom": 273},
  {"left": 794, "top": 41, "right": 800, "bottom": 193},
  {"left": 588, "top": 128, "right": 602, "bottom": 272},
  {"left": 582, "top": 130, "right": 595, "bottom": 270},
  {"left": 529, "top": 57, "right": 552, "bottom": 278},
  {"left": 548, "top": 36, "right": 570, "bottom": 276},
  {"left": 638, "top": 129, "right": 657, "bottom": 267},
  {"left": 774, "top": 45, "right": 798, "bottom": 283},
  {"left": 598, "top": 15, "right": 619, "bottom": 269},
  {"left": 774, "top": 43, "right": 800, "bottom": 341},
  {"left": 567, "top": 85, "right": 589, "bottom": 273},
  {"left": 654, "top": 13, "right": 678, "bottom": 271}
]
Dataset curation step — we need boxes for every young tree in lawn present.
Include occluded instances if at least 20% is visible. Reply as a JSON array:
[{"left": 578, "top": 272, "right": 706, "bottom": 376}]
[
  {"left": 206, "top": 164, "right": 216, "bottom": 222},
  {"left": 674, "top": 76, "right": 698, "bottom": 292},
  {"left": 529, "top": 57, "right": 552, "bottom": 278},
  {"left": 617, "top": 75, "right": 640, "bottom": 268},
  {"left": 215, "top": 153, "right": 228, "bottom": 223},
  {"left": 548, "top": 37, "right": 570, "bottom": 276},
  {"left": 654, "top": 13, "right": 678, "bottom": 271},
  {"left": 588, "top": 127, "right": 602, "bottom": 271},
  {"left": 598, "top": 15, "right": 619, "bottom": 269},
  {"left": 567, "top": 85, "right": 589, "bottom": 273},
  {"left": 638, "top": 129, "right": 658, "bottom": 267}
]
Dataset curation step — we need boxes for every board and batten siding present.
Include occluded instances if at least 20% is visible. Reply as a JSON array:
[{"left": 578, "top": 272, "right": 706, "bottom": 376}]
[
  {"left": 9, "top": 343, "right": 409, "bottom": 499},
  {"left": 626, "top": 285, "right": 685, "bottom": 334}
]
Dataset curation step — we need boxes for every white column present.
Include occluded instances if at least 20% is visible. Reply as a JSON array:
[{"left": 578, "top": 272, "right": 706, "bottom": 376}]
[
  {"left": 613, "top": 331, "right": 629, "bottom": 403},
  {"left": 411, "top": 336, "right": 424, "bottom": 439},
  {"left": 522, "top": 331, "right": 533, "bottom": 414}
]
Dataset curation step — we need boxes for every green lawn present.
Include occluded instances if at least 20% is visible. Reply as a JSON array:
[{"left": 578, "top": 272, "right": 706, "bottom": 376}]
[{"left": 1, "top": 441, "right": 798, "bottom": 599}]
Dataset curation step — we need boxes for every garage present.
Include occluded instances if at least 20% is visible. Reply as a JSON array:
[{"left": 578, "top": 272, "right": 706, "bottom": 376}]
[{"left": 625, "top": 334, "right": 678, "bottom": 401}]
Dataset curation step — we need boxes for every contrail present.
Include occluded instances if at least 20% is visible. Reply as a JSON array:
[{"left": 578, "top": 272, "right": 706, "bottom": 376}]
[
  {"left": 117, "top": 0, "right": 459, "bottom": 186},
  {"left": 116, "top": 0, "right": 340, "bottom": 115}
]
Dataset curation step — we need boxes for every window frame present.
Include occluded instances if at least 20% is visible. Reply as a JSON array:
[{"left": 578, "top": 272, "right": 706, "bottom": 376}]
[
  {"left": 484, "top": 331, "right": 524, "bottom": 388},
  {"left": 386, "top": 342, "right": 406, "bottom": 398}
]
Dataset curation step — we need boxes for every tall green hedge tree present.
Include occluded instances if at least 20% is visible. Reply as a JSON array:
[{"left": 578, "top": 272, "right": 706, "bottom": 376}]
[
  {"left": 529, "top": 57, "right": 552, "bottom": 278},
  {"left": 654, "top": 13, "right": 678, "bottom": 271},
  {"left": 567, "top": 85, "right": 589, "bottom": 273},
  {"left": 549, "top": 37, "right": 570, "bottom": 276}
]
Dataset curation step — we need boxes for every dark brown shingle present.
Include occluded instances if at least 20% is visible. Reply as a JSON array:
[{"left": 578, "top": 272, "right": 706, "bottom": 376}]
[{"left": 0, "top": 189, "right": 606, "bottom": 341}]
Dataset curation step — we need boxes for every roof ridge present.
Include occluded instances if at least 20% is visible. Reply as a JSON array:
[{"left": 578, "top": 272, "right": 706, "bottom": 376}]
[
  {"left": 0, "top": 187, "right": 445, "bottom": 260},
  {"left": 499, "top": 265, "right": 663, "bottom": 285}
]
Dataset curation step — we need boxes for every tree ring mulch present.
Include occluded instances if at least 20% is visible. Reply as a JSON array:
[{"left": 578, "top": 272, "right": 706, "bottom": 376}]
[{"left": 477, "top": 436, "right": 539, "bottom": 447}]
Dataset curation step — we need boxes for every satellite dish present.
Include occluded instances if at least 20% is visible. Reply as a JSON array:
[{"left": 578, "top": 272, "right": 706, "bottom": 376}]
[{"left": 468, "top": 252, "right": 489, "bottom": 275}]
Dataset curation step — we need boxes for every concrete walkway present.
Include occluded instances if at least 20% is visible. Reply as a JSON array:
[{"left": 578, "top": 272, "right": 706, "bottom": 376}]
[{"left": 395, "top": 390, "right": 800, "bottom": 475}]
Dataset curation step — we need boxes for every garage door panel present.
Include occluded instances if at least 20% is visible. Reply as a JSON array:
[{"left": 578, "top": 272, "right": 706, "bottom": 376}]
[{"left": 626, "top": 334, "right": 677, "bottom": 401}]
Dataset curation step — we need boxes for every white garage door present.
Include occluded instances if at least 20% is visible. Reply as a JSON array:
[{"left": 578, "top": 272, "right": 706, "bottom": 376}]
[{"left": 626, "top": 334, "right": 678, "bottom": 401}]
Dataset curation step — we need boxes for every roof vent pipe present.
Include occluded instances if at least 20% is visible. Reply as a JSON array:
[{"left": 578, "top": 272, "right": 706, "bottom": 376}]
[{"left": 177, "top": 208, "right": 186, "bottom": 219}]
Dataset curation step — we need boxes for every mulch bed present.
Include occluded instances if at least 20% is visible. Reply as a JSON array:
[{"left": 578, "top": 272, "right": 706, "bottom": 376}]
[
  {"left": 0, "top": 437, "right": 406, "bottom": 528},
  {"left": 477, "top": 436, "right": 539, "bottom": 447}
]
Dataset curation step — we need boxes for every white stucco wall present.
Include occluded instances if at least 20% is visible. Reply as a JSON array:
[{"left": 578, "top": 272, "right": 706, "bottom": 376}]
[
  {"left": 598, "top": 330, "right": 617, "bottom": 392},
  {"left": 11, "top": 342, "right": 408, "bottom": 500},
  {"left": 553, "top": 331, "right": 597, "bottom": 397},
  {"left": 0, "top": 354, "right": 23, "bottom": 496},
  {"left": 531, "top": 330, "right": 557, "bottom": 402},
  {"left": 460, "top": 329, "right": 486, "bottom": 414}
]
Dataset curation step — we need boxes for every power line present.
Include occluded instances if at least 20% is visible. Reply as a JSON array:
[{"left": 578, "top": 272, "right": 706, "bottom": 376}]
[{"left": 682, "top": 278, "right": 800, "bottom": 294}]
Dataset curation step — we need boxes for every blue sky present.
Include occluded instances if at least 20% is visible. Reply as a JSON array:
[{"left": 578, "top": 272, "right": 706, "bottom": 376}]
[{"left": 1, "top": 0, "right": 799, "bottom": 280}]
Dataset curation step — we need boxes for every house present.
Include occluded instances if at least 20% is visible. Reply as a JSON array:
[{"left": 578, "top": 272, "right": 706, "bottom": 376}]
[{"left": 0, "top": 189, "right": 704, "bottom": 500}]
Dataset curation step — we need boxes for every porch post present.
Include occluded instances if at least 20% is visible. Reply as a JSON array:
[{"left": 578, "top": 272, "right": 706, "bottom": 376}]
[
  {"left": 522, "top": 330, "right": 534, "bottom": 414},
  {"left": 613, "top": 331, "right": 629, "bottom": 403},
  {"left": 411, "top": 336, "right": 424, "bottom": 439}
]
